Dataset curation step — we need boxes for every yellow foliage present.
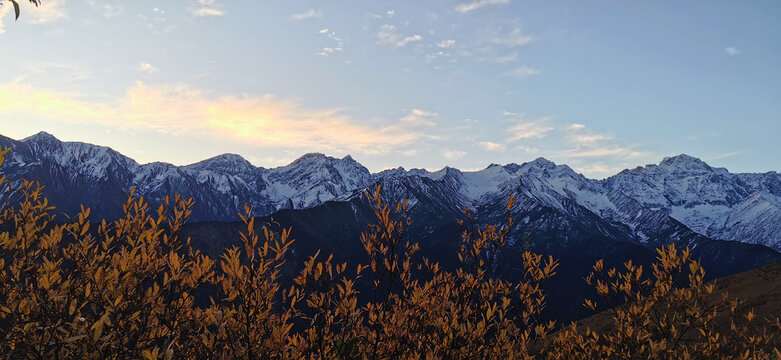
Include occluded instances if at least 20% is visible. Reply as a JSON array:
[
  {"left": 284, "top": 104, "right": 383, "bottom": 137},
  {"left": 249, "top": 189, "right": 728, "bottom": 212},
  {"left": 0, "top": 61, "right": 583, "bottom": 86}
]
[
  {"left": 548, "top": 243, "right": 781, "bottom": 359},
  {"left": 0, "top": 147, "right": 778, "bottom": 359}
]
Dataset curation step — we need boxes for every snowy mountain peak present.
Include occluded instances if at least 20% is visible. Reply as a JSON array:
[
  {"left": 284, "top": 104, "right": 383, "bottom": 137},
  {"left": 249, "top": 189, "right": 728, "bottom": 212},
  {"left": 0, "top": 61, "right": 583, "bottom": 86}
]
[
  {"left": 22, "top": 131, "right": 60, "bottom": 144},
  {"left": 427, "top": 166, "right": 462, "bottom": 181},
  {"left": 291, "top": 152, "right": 329, "bottom": 165},
  {"left": 184, "top": 153, "right": 255, "bottom": 174},
  {"left": 260, "top": 151, "right": 373, "bottom": 209},
  {"left": 529, "top": 157, "right": 556, "bottom": 168},
  {"left": 212, "top": 153, "right": 251, "bottom": 163},
  {"left": 280, "top": 153, "right": 370, "bottom": 178},
  {"left": 2, "top": 131, "right": 780, "bottom": 251},
  {"left": 616, "top": 154, "right": 717, "bottom": 179},
  {"left": 22, "top": 131, "right": 63, "bottom": 152},
  {"left": 660, "top": 154, "right": 711, "bottom": 170},
  {"left": 515, "top": 157, "right": 580, "bottom": 180},
  {"left": 372, "top": 166, "right": 407, "bottom": 180},
  {"left": 407, "top": 168, "right": 431, "bottom": 177}
]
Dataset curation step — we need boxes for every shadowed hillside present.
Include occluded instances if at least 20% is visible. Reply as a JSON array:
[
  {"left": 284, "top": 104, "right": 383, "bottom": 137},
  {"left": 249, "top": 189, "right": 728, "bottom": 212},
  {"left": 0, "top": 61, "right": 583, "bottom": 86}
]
[{"left": 576, "top": 260, "right": 781, "bottom": 335}]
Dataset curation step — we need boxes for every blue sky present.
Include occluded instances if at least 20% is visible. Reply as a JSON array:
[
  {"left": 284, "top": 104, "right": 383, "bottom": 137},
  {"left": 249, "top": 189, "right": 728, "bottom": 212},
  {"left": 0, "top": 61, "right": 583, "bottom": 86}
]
[{"left": 0, "top": 0, "right": 779, "bottom": 177}]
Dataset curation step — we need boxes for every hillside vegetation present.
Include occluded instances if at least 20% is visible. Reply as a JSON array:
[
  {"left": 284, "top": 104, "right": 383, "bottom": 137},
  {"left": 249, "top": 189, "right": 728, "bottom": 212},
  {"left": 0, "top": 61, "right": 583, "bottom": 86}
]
[
  {"left": 575, "top": 260, "right": 781, "bottom": 332},
  {"left": 0, "top": 146, "right": 779, "bottom": 359}
]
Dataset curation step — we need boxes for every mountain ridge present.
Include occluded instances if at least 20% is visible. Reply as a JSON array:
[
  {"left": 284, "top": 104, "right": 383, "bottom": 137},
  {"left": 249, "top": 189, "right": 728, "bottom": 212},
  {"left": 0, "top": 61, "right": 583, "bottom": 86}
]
[{"left": 1, "top": 131, "right": 780, "bottom": 251}]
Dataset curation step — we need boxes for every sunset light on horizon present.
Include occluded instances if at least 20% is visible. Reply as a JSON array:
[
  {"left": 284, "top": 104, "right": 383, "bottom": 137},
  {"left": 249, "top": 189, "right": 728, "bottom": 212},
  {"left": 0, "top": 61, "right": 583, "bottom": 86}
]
[{"left": 1, "top": 1, "right": 779, "bottom": 176}]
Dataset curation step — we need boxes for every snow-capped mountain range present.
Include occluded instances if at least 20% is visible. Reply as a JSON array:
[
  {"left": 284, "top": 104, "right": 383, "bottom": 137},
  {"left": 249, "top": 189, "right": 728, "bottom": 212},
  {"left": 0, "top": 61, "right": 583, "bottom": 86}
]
[{"left": 1, "top": 132, "right": 780, "bottom": 252}]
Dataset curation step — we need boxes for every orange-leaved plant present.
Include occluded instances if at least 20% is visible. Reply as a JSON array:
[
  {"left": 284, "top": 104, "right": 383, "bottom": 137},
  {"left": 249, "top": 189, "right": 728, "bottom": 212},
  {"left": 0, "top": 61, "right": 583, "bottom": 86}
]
[
  {"left": 0, "top": 147, "right": 778, "bottom": 359},
  {"left": 544, "top": 244, "right": 781, "bottom": 359}
]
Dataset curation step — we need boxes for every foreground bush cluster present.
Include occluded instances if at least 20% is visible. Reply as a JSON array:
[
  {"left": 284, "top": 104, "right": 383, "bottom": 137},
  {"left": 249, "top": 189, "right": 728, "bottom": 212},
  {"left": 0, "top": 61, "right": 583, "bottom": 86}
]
[{"left": 0, "top": 147, "right": 779, "bottom": 359}]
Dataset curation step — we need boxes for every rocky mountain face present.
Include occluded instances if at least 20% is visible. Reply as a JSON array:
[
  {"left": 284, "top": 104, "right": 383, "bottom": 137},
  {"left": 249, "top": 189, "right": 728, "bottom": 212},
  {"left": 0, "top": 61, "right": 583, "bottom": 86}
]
[
  {"left": 372, "top": 154, "right": 781, "bottom": 251},
  {"left": 0, "top": 132, "right": 373, "bottom": 221},
  {"left": 605, "top": 155, "right": 781, "bottom": 251},
  {"left": 1, "top": 132, "right": 779, "bottom": 251},
  {"left": 2, "top": 131, "right": 780, "bottom": 322}
]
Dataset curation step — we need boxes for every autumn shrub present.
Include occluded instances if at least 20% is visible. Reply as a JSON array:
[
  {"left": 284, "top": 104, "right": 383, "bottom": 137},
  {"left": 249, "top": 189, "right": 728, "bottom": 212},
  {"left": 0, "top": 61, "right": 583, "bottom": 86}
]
[
  {"left": 0, "top": 146, "right": 779, "bottom": 359},
  {"left": 540, "top": 244, "right": 781, "bottom": 359},
  {"left": 0, "top": 146, "right": 214, "bottom": 358}
]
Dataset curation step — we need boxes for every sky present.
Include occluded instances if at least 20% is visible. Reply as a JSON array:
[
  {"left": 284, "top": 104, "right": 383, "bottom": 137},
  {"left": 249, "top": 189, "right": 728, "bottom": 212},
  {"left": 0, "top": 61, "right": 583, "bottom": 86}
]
[{"left": 0, "top": 0, "right": 779, "bottom": 178}]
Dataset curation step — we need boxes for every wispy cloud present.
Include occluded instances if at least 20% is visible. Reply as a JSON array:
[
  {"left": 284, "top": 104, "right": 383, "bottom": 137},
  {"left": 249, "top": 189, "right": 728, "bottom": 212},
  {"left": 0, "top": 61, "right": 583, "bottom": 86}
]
[
  {"left": 317, "top": 30, "right": 344, "bottom": 57},
  {"left": 568, "top": 133, "right": 612, "bottom": 146},
  {"left": 0, "top": 5, "right": 10, "bottom": 34},
  {"left": 709, "top": 150, "right": 742, "bottom": 160},
  {"left": 139, "top": 7, "right": 173, "bottom": 34},
  {"left": 437, "top": 39, "right": 456, "bottom": 48},
  {"left": 400, "top": 109, "right": 438, "bottom": 127},
  {"left": 573, "top": 163, "right": 623, "bottom": 176},
  {"left": 137, "top": 62, "right": 159, "bottom": 74},
  {"left": 514, "top": 123, "right": 656, "bottom": 177},
  {"left": 476, "top": 52, "right": 518, "bottom": 64},
  {"left": 85, "top": 1, "right": 123, "bottom": 19},
  {"left": 455, "top": 0, "right": 510, "bottom": 13},
  {"left": 21, "top": 61, "right": 91, "bottom": 81},
  {"left": 425, "top": 50, "right": 451, "bottom": 63},
  {"left": 490, "top": 28, "right": 533, "bottom": 47},
  {"left": 26, "top": 0, "right": 67, "bottom": 23},
  {"left": 190, "top": 8, "right": 223, "bottom": 17},
  {"left": 564, "top": 148, "right": 638, "bottom": 158},
  {"left": 290, "top": 9, "right": 321, "bottom": 21},
  {"left": 318, "top": 47, "right": 343, "bottom": 57},
  {"left": 478, "top": 141, "right": 505, "bottom": 151},
  {"left": 502, "top": 65, "right": 540, "bottom": 80},
  {"left": 442, "top": 149, "right": 466, "bottom": 160},
  {"left": 101, "top": 4, "right": 123, "bottom": 18},
  {"left": 1, "top": 0, "right": 66, "bottom": 31},
  {"left": 189, "top": 0, "right": 224, "bottom": 17},
  {"left": 246, "top": 155, "right": 296, "bottom": 168},
  {"left": 557, "top": 123, "right": 650, "bottom": 160},
  {"left": 368, "top": 10, "right": 395, "bottom": 19},
  {"left": 507, "top": 117, "right": 554, "bottom": 141},
  {"left": 725, "top": 47, "right": 741, "bottom": 56},
  {"left": 515, "top": 145, "right": 539, "bottom": 154},
  {"left": 0, "top": 81, "right": 437, "bottom": 155},
  {"left": 377, "top": 24, "right": 422, "bottom": 48}
]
